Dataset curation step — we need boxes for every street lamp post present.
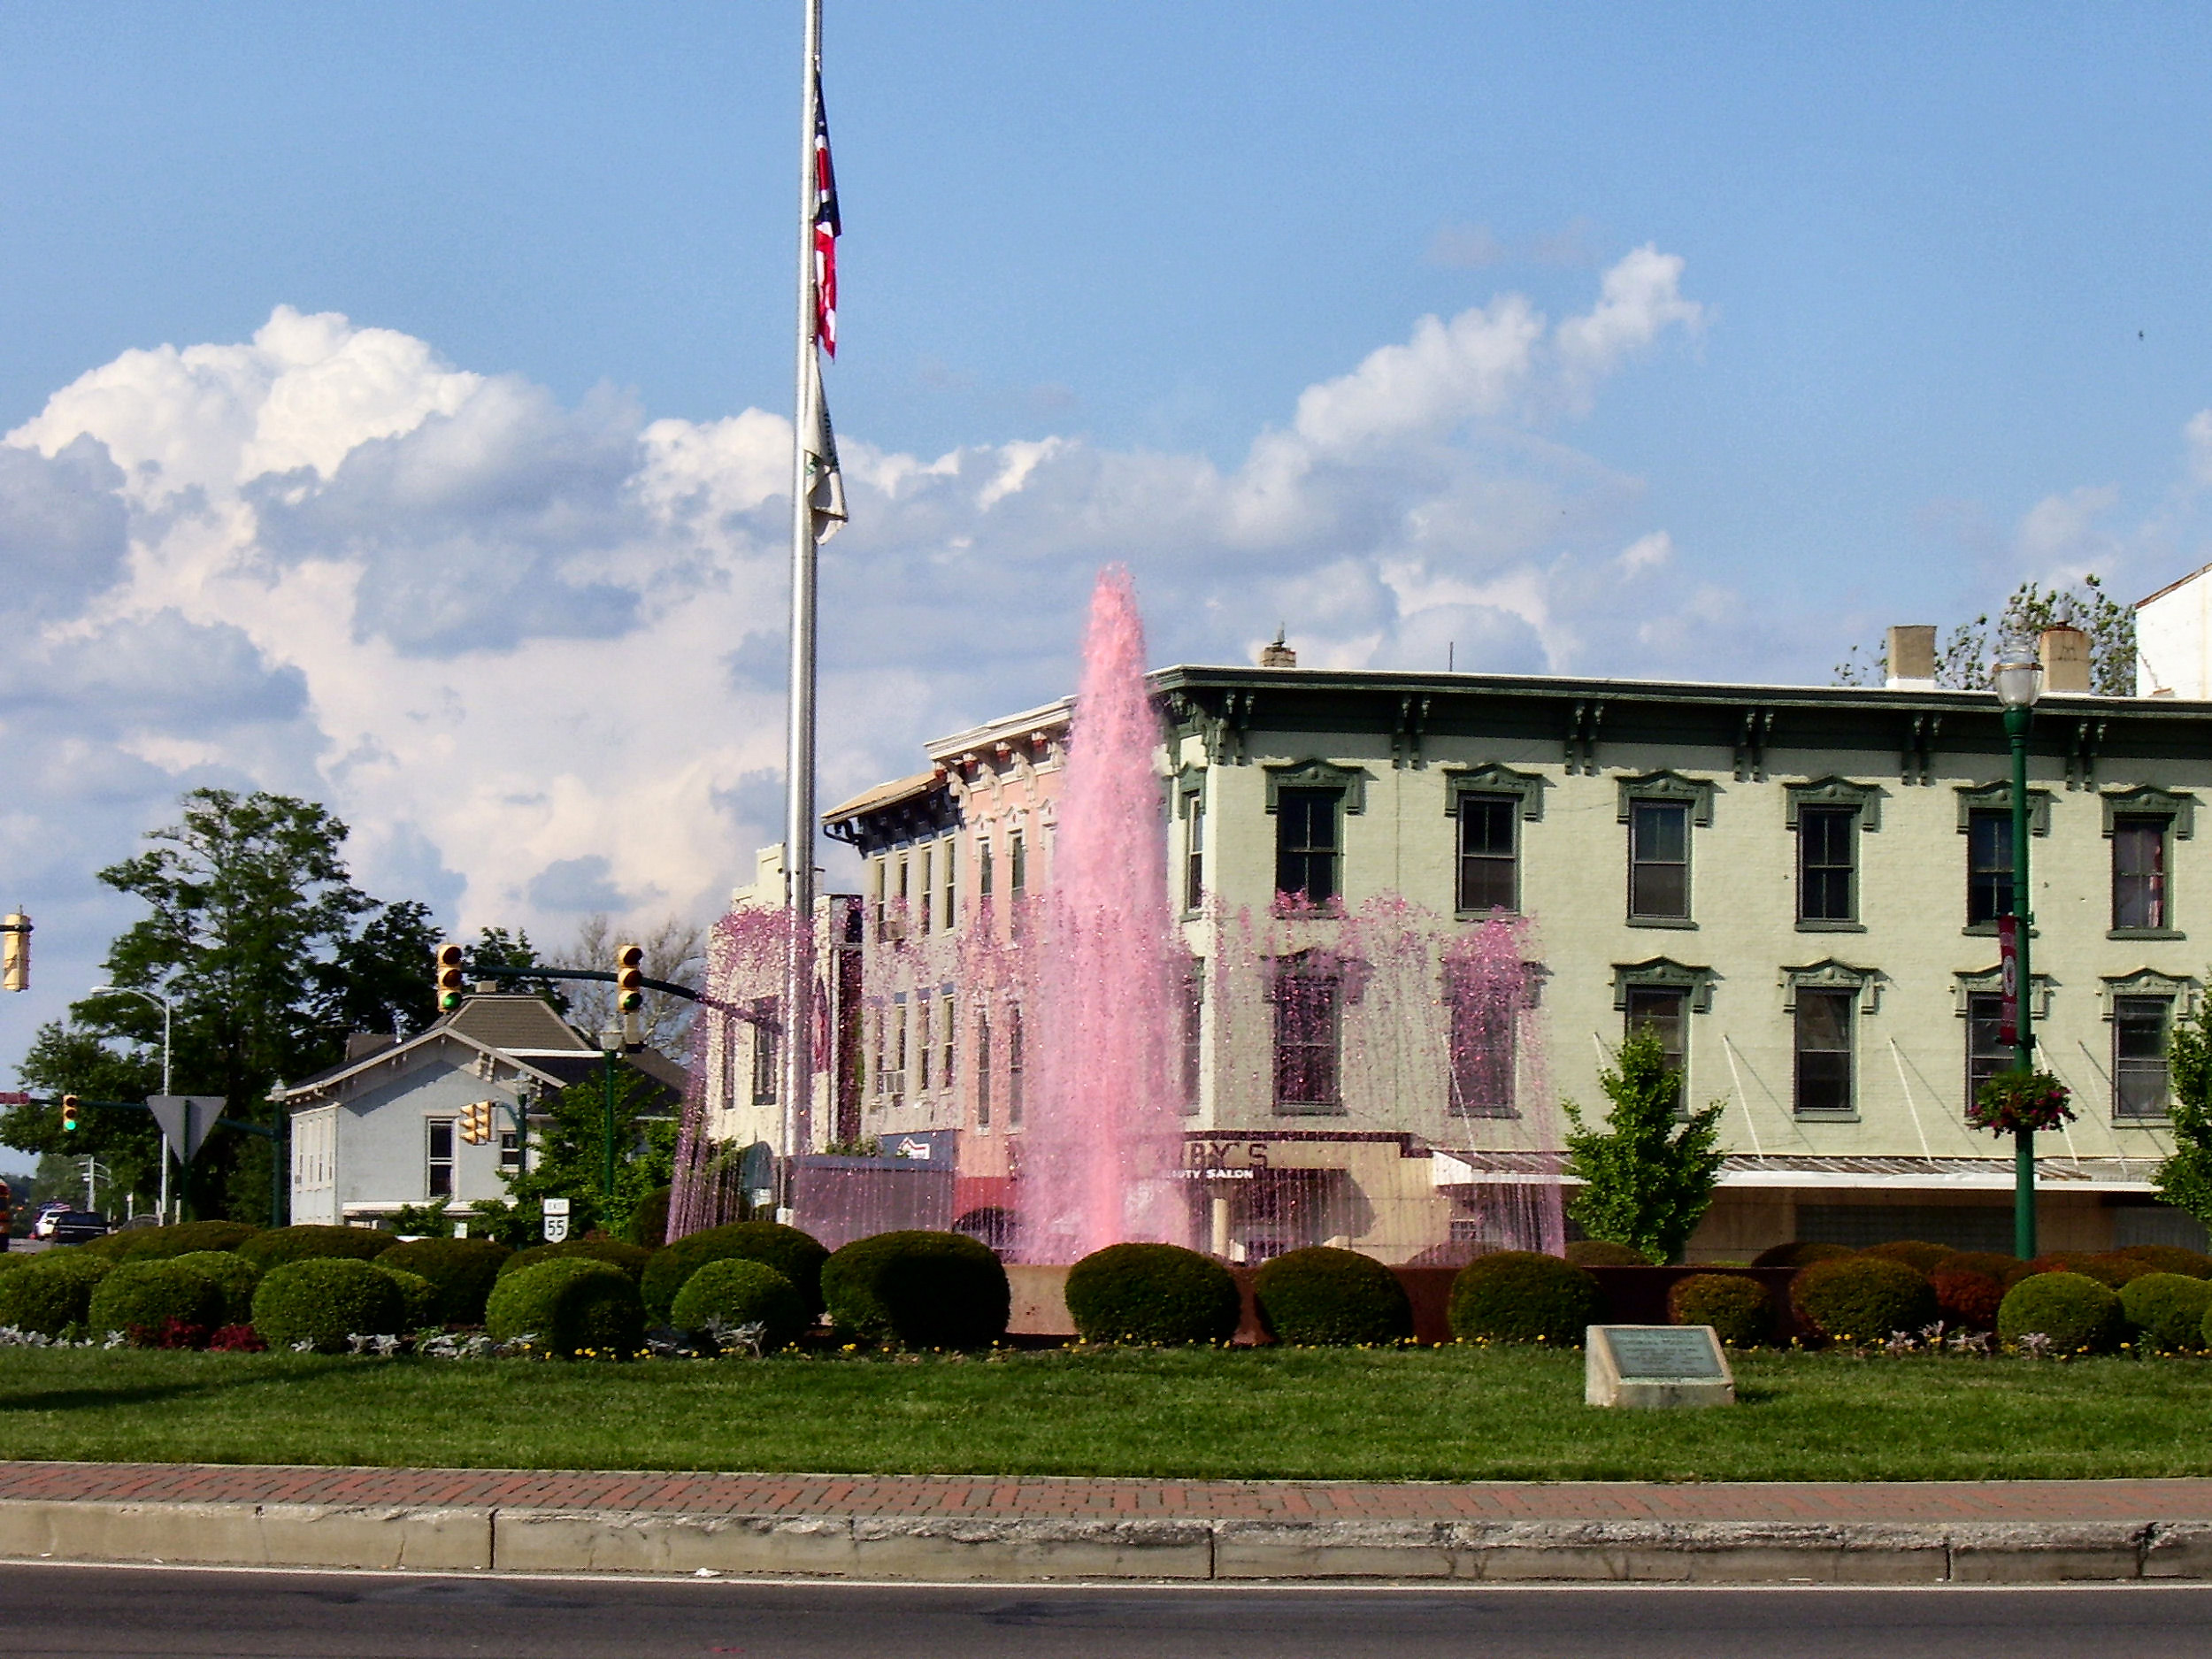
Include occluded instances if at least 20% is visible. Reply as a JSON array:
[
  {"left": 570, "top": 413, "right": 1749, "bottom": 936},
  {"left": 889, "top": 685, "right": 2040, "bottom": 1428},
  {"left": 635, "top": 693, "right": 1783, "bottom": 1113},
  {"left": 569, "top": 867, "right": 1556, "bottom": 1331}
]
[
  {"left": 1993, "top": 649, "right": 2044, "bottom": 1261},
  {"left": 90, "top": 985, "right": 173, "bottom": 1223}
]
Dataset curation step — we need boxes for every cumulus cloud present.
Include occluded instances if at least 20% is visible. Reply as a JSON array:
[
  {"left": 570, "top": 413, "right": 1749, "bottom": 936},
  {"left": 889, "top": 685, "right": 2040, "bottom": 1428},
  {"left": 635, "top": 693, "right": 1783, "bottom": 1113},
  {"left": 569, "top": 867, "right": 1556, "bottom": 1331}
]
[{"left": 0, "top": 251, "right": 1729, "bottom": 1017}]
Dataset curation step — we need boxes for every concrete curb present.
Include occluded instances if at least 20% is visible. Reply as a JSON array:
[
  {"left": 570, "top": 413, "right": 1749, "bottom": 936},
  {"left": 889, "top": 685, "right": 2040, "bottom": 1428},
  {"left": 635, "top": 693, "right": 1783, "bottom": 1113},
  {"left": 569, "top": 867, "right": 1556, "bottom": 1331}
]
[{"left": 0, "top": 1498, "right": 2206, "bottom": 1583}]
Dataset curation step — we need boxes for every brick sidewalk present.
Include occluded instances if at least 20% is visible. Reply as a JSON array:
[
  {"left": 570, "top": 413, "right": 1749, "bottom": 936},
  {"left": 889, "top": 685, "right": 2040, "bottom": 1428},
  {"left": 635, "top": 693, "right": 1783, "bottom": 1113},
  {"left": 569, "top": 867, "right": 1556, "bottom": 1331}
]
[{"left": 3, "top": 1461, "right": 2210, "bottom": 1525}]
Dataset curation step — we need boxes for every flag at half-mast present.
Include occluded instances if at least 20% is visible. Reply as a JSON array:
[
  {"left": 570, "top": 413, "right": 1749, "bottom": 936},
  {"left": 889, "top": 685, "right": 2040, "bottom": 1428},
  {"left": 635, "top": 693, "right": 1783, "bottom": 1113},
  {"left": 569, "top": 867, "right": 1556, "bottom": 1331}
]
[
  {"left": 811, "top": 70, "right": 840, "bottom": 357},
  {"left": 805, "top": 66, "right": 846, "bottom": 542}
]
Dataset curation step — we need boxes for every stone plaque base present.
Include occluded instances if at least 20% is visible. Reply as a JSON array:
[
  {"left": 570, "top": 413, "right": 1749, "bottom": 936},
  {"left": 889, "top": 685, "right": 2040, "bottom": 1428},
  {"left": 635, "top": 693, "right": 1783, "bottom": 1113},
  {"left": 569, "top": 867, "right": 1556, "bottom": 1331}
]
[{"left": 1586, "top": 1324, "right": 1734, "bottom": 1409}]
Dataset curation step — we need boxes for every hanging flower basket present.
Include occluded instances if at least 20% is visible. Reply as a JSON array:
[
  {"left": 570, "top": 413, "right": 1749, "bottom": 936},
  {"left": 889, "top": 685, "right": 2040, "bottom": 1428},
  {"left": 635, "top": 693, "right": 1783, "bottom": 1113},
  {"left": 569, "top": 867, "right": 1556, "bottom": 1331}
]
[{"left": 1968, "top": 1069, "right": 2075, "bottom": 1136}]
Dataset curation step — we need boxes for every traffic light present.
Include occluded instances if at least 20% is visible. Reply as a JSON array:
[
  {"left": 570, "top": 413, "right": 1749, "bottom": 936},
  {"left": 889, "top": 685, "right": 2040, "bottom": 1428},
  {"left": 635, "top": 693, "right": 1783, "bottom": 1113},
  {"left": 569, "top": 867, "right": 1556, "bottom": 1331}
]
[
  {"left": 435, "top": 941, "right": 466, "bottom": 1012},
  {"left": 0, "top": 912, "right": 28, "bottom": 994},
  {"left": 615, "top": 944, "right": 644, "bottom": 1014},
  {"left": 59, "top": 1094, "right": 80, "bottom": 1133},
  {"left": 459, "top": 1100, "right": 494, "bottom": 1145}
]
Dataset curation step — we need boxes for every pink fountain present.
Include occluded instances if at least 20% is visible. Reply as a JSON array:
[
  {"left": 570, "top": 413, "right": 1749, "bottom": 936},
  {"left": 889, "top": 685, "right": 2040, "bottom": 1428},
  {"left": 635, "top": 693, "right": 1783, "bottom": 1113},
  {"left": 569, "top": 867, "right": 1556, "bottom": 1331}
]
[{"left": 1018, "top": 567, "right": 1188, "bottom": 1262}]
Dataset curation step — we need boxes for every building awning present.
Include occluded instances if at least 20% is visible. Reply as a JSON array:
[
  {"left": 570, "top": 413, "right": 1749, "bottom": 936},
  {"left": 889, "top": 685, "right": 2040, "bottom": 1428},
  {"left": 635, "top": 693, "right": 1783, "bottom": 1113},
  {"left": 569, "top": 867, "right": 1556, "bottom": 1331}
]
[{"left": 1431, "top": 1150, "right": 2164, "bottom": 1194}]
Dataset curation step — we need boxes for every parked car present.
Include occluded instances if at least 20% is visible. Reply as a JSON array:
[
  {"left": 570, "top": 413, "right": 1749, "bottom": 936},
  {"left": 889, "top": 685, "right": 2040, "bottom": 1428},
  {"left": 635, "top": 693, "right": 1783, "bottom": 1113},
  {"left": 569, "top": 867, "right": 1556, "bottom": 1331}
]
[{"left": 31, "top": 1210, "right": 111, "bottom": 1244}]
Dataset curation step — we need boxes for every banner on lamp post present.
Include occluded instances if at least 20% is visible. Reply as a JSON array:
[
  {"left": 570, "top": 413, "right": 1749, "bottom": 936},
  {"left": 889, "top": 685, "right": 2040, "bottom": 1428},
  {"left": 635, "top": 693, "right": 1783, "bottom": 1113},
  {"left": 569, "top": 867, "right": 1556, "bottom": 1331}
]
[{"left": 1997, "top": 915, "right": 2020, "bottom": 1049}]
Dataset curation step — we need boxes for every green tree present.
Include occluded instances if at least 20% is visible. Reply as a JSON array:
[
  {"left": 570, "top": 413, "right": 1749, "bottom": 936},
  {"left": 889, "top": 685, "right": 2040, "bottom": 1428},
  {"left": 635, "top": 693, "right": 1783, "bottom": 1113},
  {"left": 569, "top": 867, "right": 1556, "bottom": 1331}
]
[
  {"left": 2154, "top": 995, "right": 2212, "bottom": 1228},
  {"left": 471, "top": 1063, "right": 676, "bottom": 1246},
  {"left": 464, "top": 926, "right": 570, "bottom": 1015},
  {"left": 1562, "top": 1028, "right": 1726, "bottom": 1264},
  {"left": 1833, "top": 574, "right": 2137, "bottom": 696},
  {"left": 4, "top": 787, "right": 443, "bottom": 1222}
]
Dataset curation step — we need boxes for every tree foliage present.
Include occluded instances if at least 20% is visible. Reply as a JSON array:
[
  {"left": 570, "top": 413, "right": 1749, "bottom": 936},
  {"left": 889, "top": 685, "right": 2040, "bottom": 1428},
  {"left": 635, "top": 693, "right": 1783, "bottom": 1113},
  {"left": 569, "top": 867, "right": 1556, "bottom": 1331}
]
[
  {"left": 1561, "top": 1028, "right": 1726, "bottom": 1265},
  {"left": 2154, "top": 996, "right": 2212, "bottom": 1229},
  {"left": 558, "top": 913, "right": 705, "bottom": 1060},
  {"left": 469, "top": 1062, "right": 677, "bottom": 1247},
  {"left": 4, "top": 788, "right": 442, "bottom": 1221},
  {"left": 1833, "top": 574, "right": 2137, "bottom": 697}
]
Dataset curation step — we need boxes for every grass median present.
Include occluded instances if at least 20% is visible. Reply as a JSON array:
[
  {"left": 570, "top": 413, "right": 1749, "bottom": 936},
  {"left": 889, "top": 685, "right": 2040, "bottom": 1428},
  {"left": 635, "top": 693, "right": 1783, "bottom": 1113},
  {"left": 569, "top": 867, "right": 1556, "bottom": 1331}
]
[{"left": 3, "top": 1344, "right": 2210, "bottom": 1480}]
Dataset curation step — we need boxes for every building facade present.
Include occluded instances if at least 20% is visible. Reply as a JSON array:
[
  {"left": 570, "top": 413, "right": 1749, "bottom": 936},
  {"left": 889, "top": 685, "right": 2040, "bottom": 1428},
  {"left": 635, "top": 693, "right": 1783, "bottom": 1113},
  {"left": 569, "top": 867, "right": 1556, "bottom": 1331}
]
[{"left": 714, "top": 626, "right": 2212, "bottom": 1263}]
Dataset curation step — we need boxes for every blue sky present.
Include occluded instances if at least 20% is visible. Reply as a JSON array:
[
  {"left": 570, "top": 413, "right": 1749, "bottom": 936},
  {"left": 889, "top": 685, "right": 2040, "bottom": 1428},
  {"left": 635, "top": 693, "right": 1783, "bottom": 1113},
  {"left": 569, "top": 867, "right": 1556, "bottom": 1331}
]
[{"left": 2, "top": 3, "right": 2211, "bottom": 1083}]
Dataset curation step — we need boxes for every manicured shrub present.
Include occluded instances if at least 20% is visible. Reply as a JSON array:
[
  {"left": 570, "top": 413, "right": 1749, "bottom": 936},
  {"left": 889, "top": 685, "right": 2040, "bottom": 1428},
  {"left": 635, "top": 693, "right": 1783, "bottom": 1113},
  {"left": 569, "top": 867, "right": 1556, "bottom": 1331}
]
[
  {"left": 821, "top": 1230, "right": 1010, "bottom": 1348},
  {"left": 2114, "top": 1244, "right": 2212, "bottom": 1279},
  {"left": 88, "top": 1261, "right": 223, "bottom": 1343},
  {"left": 252, "top": 1258, "right": 404, "bottom": 1352},
  {"left": 1930, "top": 1266, "right": 2006, "bottom": 1330},
  {"left": 626, "top": 1187, "right": 672, "bottom": 1249},
  {"left": 81, "top": 1220, "right": 262, "bottom": 1262},
  {"left": 377, "top": 1238, "right": 511, "bottom": 1325},
  {"left": 374, "top": 1265, "right": 440, "bottom": 1331},
  {"left": 2085, "top": 1250, "right": 2166, "bottom": 1287},
  {"left": 1064, "top": 1242, "right": 1241, "bottom": 1345},
  {"left": 2018, "top": 1252, "right": 2128, "bottom": 1289},
  {"left": 1790, "top": 1257, "right": 1936, "bottom": 1342},
  {"left": 1254, "top": 1248, "right": 1412, "bottom": 1347},
  {"left": 1448, "top": 1251, "right": 1602, "bottom": 1346},
  {"left": 1944, "top": 1250, "right": 2023, "bottom": 1282},
  {"left": 207, "top": 1324, "right": 265, "bottom": 1352},
  {"left": 1667, "top": 1273, "right": 1771, "bottom": 1348},
  {"left": 1750, "top": 1241, "right": 1853, "bottom": 1270},
  {"left": 1564, "top": 1240, "right": 1650, "bottom": 1266},
  {"left": 485, "top": 1258, "right": 646, "bottom": 1358},
  {"left": 1997, "top": 1271, "right": 2125, "bottom": 1353},
  {"left": 500, "top": 1238, "right": 652, "bottom": 1285},
  {"left": 668, "top": 1258, "right": 809, "bottom": 1350},
  {"left": 169, "top": 1251, "right": 261, "bottom": 1326},
  {"left": 2120, "top": 1272, "right": 2212, "bottom": 1354},
  {"left": 0, "top": 1250, "right": 111, "bottom": 1335},
  {"left": 643, "top": 1222, "right": 828, "bottom": 1322},
  {"left": 1858, "top": 1240, "right": 1955, "bottom": 1274},
  {"left": 236, "top": 1225, "right": 393, "bottom": 1272}
]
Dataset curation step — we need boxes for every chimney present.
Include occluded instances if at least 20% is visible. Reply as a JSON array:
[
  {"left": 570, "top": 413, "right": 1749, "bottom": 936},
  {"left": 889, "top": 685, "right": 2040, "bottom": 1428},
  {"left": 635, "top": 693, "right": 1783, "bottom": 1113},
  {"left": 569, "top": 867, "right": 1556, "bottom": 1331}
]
[
  {"left": 2039, "top": 624, "right": 2092, "bottom": 694},
  {"left": 1259, "top": 629, "right": 1297, "bottom": 669},
  {"left": 1885, "top": 625, "right": 1937, "bottom": 689}
]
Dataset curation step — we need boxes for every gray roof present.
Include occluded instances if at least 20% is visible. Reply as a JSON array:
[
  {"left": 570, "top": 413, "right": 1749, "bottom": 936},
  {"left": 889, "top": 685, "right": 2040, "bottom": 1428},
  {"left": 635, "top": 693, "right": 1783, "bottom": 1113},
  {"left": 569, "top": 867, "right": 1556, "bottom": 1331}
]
[{"left": 442, "top": 995, "right": 593, "bottom": 1055}]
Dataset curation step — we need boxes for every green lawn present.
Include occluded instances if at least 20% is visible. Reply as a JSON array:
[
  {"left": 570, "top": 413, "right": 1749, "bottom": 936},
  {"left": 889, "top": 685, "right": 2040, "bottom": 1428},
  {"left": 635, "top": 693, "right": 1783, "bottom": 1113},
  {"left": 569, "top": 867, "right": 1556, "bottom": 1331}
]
[{"left": 1, "top": 1345, "right": 2209, "bottom": 1480}]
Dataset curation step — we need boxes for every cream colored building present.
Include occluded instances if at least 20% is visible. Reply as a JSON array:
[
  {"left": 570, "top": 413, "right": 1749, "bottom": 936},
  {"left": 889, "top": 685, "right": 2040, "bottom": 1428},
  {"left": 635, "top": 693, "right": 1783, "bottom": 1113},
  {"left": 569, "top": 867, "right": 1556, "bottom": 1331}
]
[{"left": 724, "top": 625, "right": 2210, "bottom": 1263}]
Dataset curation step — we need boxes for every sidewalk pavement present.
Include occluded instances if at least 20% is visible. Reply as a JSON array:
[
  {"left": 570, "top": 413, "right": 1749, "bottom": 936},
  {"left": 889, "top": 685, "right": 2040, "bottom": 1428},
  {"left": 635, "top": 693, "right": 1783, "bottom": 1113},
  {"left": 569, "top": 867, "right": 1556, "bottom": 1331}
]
[{"left": 1, "top": 1462, "right": 2210, "bottom": 1584}]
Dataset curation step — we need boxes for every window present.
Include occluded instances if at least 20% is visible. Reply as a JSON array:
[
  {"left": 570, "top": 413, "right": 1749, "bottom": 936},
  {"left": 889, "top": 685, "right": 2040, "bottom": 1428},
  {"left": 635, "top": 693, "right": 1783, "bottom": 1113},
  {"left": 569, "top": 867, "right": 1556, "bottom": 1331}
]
[
  {"left": 1448, "top": 974, "right": 1517, "bottom": 1118},
  {"left": 1275, "top": 788, "right": 1340, "bottom": 905},
  {"left": 426, "top": 1119, "right": 454, "bottom": 1197},
  {"left": 892, "top": 997, "right": 908, "bottom": 1101},
  {"left": 2113, "top": 817, "right": 2168, "bottom": 932},
  {"left": 1009, "top": 831, "right": 1025, "bottom": 896},
  {"left": 872, "top": 856, "right": 887, "bottom": 941},
  {"left": 1628, "top": 801, "right": 1690, "bottom": 920},
  {"left": 749, "top": 998, "right": 780, "bottom": 1105},
  {"left": 1798, "top": 806, "right": 1856, "bottom": 924},
  {"left": 976, "top": 1014, "right": 992, "bottom": 1128},
  {"left": 1456, "top": 795, "right": 1517, "bottom": 915},
  {"left": 1007, "top": 1007, "right": 1025, "bottom": 1126},
  {"left": 941, "top": 841, "right": 957, "bottom": 931},
  {"left": 1272, "top": 956, "right": 1343, "bottom": 1114},
  {"left": 918, "top": 848, "right": 933, "bottom": 936},
  {"left": 1965, "top": 992, "right": 2008, "bottom": 1111},
  {"left": 499, "top": 1129, "right": 521, "bottom": 1172},
  {"left": 895, "top": 856, "right": 911, "bottom": 934},
  {"left": 918, "top": 995, "right": 933, "bottom": 1090},
  {"left": 1967, "top": 810, "right": 2013, "bottom": 926},
  {"left": 940, "top": 992, "right": 956, "bottom": 1094},
  {"left": 1180, "top": 960, "right": 1204, "bottom": 1111},
  {"left": 1185, "top": 795, "right": 1205, "bottom": 912},
  {"left": 871, "top": 1006, "right": 887, "bottom": 1096},
  {"left": 1793, "top": 990, "right": 1854, "bottom": 1116},
  {"left": 1624, "top": 987, "right": 1687, "bottom": 1110},
  {"left": 2115, "top": 996, "right": 2172, "bottom": 1119},
  {"left": 979, "top": 834, "right": 995, "bottom": 900}
]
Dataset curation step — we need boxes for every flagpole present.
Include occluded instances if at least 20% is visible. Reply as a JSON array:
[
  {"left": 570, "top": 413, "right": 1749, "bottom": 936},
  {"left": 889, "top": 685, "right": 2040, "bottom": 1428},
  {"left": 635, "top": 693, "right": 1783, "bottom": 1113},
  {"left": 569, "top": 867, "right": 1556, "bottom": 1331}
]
[{"left": 779, "top": 0, "right": 825, "bottom": 1214}]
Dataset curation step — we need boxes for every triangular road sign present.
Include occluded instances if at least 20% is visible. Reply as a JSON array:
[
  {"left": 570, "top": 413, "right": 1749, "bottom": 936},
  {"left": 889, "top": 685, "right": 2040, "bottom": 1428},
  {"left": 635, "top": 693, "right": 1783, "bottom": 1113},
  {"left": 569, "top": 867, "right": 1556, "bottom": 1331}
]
[{"left": 147, "top": 1095, "right": 224, "bottom": 1163}]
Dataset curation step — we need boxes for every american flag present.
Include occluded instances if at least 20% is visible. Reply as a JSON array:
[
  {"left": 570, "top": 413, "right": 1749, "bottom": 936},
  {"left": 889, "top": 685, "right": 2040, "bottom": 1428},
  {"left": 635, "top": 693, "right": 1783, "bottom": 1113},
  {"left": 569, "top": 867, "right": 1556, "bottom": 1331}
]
[{"left": 812, "top": 71, "right": 840, "bottom": 357}]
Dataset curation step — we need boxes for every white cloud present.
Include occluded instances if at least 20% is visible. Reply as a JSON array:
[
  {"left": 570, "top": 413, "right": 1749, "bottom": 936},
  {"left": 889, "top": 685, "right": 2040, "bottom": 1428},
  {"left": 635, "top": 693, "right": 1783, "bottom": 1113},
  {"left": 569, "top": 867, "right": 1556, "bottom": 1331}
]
[{"left": 0, "top": 250, "right": 1736, "bottom": 1020}]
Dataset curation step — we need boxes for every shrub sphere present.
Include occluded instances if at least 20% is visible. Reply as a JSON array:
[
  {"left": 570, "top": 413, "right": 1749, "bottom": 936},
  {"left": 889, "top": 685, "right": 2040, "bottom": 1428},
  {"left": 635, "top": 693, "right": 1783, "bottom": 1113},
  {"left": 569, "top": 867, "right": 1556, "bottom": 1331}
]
[
  {"left": 1065, "top": 1242, "right": 1241, "bottom": 1345},
  {"left": 88, "top": 1261, "right": 222, "bottom": 1343},
  {"left": 1929, "top": 1266, "right": 2005, "bottom": 1331},
  {"left": 485, "top": 1258, "right": 645, "bottom": 1357},
  {"left": 668, "top": 1258, "right": 809, "bottom": 1351},
  {"left": 1857, "top": 1240, "right": 1955, "bottom": 1274},
  {"left": 641, "top": 1223, "right": 827, "bottom": 1323},
  {"left": 1750, "top": 1241, "right": 1853, "bottom": 1270},
  {"left": 251, "top": 1258, "right": 404, "bottom": 1353},
  {"left": 1563, "top": 1240, "right": 1650, "bottom": 1266},
  {"left": 0, "top": 1250, "right": 111, "bottom": 1335},
  {"left": 1252, "top": 1247, "right": 1412, "bottom": 1347},
  {"left": 1667, "top": 1273, "right": 1771, "bottom": 1348},
  {"left": 168, "top": 1252, "right": 261, "bottom": 1327},
  {"left": 499, "top": 1237, "right": 651, "bottom": 1284},
  {"left": 821, "top": 1230, "right": 1010, "bottom": 1348},
  {"left": 1790, "top": 1256, "right": 1936, "bottom": 1342},
  {"left": 82, "top": 1221, "right": 262, "bottom": 1263},
  {"left": 377, "top": 1238, "right": 511, "bottom": 1325},
  {"left": 1448, "top": 1251, "right": 1602, "bottom": 1346},
  {"left": 1996, "top": 1271, "right": 2125, "bottom": 1353},
  {"left": 235, "top": 1225, "right": 393, "bottom": 1272},
  {"left": 2120, "top": 1271, "right": 2212, "bottom": 1354}
]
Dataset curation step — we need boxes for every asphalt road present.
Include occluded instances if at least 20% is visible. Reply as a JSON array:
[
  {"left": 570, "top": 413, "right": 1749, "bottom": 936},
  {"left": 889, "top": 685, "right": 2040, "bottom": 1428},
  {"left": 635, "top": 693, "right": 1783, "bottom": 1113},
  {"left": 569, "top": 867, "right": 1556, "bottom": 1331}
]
[{"left": 1, "top": 1565, "right": 2208, "bottom": 1658}]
